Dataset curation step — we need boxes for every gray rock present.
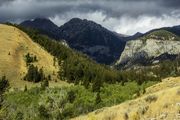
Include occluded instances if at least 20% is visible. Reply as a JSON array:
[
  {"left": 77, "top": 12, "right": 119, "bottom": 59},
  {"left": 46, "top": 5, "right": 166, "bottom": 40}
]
[{"left": 115, "top": 37, "right": 180, "bottom": 68}]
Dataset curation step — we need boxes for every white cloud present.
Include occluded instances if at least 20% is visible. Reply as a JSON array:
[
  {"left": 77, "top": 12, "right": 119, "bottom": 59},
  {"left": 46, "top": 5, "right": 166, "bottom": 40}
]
[
  {"left": 50, "top": 11, "right": 180, "bottom": 35},
  {"left": 115, "top": 14, "right": 180, "bottom": 35}
]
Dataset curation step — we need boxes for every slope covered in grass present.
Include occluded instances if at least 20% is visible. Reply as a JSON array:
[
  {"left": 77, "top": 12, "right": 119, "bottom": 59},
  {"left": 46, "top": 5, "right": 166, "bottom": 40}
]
[
  {"left": 0, "top": 24, "right": 63, "bottom": 88},
  {"left": 73, "top": 77, "right": 180, "bottom": 120}
]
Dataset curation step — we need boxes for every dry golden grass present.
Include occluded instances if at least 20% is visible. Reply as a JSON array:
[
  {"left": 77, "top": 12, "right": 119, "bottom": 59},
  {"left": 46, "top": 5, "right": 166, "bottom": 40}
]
[
  {"left": 72, "top": 77, "right": 180, "bottom": 120},
  {"left": 0, "top": 24, "right": 68, "bottom": 88}
]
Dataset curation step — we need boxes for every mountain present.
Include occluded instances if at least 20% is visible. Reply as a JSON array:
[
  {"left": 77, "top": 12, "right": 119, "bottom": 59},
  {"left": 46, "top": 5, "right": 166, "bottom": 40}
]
[
  {"left": 58, "top": 18, "right": 126, "bottom": 64},
  {"left": 0, "top": 24, "right": 60, "bottom": 88},
  {"left": 125, "top": 25, "right": 180, "bottom": 42},
  {"left": 20, "top": 18, "right": 126, "bottom": 64},
  {"left": 163, "top": 25, "right": 180, "bottom": 36},
  {"left": 20, "top": 18, "right": 60, "bottom": 39},
  {"left": 115, "top": 30, "right": 180, "bottom": 69},
  {"left": 141, "top": 25, "right": 180, "bottom": 38},
  {"left": 125, "top": 32, "right": 143, "bottom": 41}
]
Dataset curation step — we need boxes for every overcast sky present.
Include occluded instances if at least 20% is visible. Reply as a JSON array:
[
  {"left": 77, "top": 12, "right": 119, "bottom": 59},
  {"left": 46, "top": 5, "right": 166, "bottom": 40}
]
[{"left": 0, "top": 0, "right": 180, "bottom": 35}]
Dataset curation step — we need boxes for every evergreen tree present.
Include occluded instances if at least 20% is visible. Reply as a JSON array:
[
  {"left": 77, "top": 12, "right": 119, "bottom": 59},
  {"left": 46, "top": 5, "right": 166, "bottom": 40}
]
[{"left": 24, "top": 65, "right": 45, "bottom": 83}]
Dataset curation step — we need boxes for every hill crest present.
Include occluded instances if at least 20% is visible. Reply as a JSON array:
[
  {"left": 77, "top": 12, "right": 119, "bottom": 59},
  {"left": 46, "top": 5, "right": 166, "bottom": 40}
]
[{"left": 0, "top": 24, "right": 62, "bottom": 88}]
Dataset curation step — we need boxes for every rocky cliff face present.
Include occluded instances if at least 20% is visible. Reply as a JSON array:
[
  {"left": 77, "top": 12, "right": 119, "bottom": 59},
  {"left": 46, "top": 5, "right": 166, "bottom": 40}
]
[{"left": 115, "top": 30, "right": 180, "bottom": 68}]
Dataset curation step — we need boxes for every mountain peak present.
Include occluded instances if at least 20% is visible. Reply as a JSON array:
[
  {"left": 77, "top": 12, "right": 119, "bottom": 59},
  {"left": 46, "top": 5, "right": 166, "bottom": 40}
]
[
  {"left": 21, "top": 18, "right": 57, "bottom": 27},
  {"left": 64, "top": 17, "right": 102, "bottom": 29},
  {"left": 59, "top": 18, "right": 126, "bottom": 64},
  {"left": 68, "top": 18, "right": 83, "bottom": 23},
  {"left": 134, "top": 32, "right": 143, "bottom": 36},
  {"left": 20, "top": 18, "right": 60, "bottom": 39}
]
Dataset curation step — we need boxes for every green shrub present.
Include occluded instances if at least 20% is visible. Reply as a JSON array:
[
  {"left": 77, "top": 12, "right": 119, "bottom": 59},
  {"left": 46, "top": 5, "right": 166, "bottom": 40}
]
[
  {"left": 67, "top": 90, "right": 76, "bottom": 103},
  {"left": 15, "top": 112, "right": 24, "bottom": 120},
  {"left": 38, "top": 105, "right": 50, "bottom": 119},
  {"left": 0, "top": 76, "right": 9, "bottom": 94},
  {"left": 41, "top": 80, "right": 49, "bottom": 90},
  {"left": 145, "top": 95, "right": 158, "bottom": 103}
]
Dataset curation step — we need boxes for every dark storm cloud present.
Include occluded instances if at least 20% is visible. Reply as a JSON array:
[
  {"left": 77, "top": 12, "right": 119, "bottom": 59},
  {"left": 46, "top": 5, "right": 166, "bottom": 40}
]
[
  {"left": 0, "top": 0, "right": 180, "bottom": 22},
  {"left": 0, "top": 0, "right": 179, "bottom": 34},
  {"left": 159, "top": 0, "right": 180, "bottom": 8}
]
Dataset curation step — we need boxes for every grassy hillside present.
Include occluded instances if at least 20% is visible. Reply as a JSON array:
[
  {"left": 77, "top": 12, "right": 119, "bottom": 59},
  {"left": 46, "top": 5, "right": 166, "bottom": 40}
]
[
  {"left": 0, "top": 24, "right": 66, "bottom": 88},
  {"left": 72, "top": 77, "right": 180, "bottom": 120}
]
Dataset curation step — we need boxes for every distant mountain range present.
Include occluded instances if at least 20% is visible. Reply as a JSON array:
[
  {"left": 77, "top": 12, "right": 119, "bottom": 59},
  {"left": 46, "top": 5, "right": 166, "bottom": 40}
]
[
  {"left": 20, "top": 18, "right": 180, "bottom": 65},
  {"left": 20, "top": 18, "right": 126, "bottom": 64}
]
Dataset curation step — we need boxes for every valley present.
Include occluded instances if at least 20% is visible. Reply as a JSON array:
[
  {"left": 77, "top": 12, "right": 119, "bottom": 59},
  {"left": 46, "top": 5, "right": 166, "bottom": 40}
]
[{"left": 0, "top": 17, "right": 180, "bottom": 120}]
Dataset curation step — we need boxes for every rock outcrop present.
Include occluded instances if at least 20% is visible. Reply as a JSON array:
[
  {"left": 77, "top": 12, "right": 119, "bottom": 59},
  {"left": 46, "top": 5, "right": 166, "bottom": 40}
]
[{"left": 115, "top": 30, "right": 180, "bottom": 68}]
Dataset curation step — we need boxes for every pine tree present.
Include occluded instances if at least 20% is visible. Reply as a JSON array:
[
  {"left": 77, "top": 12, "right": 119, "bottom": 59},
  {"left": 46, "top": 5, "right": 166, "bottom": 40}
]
[{"left": 24, "top": 65, "right": 45, "bottom": 83}]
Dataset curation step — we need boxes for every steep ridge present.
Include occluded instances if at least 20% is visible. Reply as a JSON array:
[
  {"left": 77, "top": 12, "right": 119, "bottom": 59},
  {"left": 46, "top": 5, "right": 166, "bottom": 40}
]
[
  {"left": 72, "top": 77, "right": 180, "bottom": 120},
  {"left": 115, "top": 30, "right": 180, "bottom": 68},
  {"left": 0, "top": 24, "right": 61, "bottom": 88}
]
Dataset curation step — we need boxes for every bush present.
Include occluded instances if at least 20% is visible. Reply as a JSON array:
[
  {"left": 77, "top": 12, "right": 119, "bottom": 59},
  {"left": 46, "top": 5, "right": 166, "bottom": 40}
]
[
  {"left": 41, "top": 80, "right": 49, "bottom": 90},
  {"left": 145, "top": 95, "right": 158, "bottom": 103},
  {"left": 24, "top": 85, "right": 27, "bottom": 92},
  {"left": 15, "top": 112, "right": 24, "bottom": 120},
  {"left": 0, "top": 76, "right": 9, "bottom": 94},
  {"left": 67, "top": 90, "right": 76, "bottom": 103},
  {"left": 38, "top": 105, "right": 50, "bottom": 119},
  {"left": 124, "top": 112, "right": 129, "bottom": 120},
  {"left": 95, "top": 92, "right": 102, "bottom": 104}
]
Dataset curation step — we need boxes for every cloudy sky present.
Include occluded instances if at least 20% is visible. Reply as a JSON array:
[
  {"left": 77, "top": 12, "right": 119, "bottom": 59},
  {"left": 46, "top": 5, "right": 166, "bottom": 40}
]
[{"left": 0, "top": 0, "right": 180, "bottom": 35}]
